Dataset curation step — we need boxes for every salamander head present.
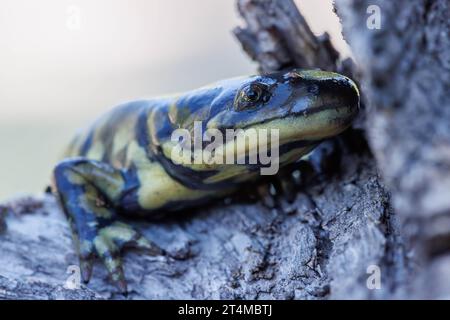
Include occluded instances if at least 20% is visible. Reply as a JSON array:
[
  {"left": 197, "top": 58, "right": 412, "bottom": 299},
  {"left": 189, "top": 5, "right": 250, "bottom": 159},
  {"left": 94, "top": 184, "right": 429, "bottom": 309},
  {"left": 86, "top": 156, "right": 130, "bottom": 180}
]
[
  {"left": 202, "top": 69, "right": 359, "bottom": 167},
  {"left": 161, "top": 69, "right": 359, "bottom": 183},
  {"left": 207, "top": 69, "right": 359, "bottom": 143}
]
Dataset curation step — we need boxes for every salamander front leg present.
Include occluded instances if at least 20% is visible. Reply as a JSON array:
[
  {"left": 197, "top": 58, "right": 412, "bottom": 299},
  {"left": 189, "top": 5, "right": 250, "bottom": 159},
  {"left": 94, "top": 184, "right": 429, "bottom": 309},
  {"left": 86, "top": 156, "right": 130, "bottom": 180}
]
[{"left": 53, "top": 157, "right": 164, "bottom": 293}]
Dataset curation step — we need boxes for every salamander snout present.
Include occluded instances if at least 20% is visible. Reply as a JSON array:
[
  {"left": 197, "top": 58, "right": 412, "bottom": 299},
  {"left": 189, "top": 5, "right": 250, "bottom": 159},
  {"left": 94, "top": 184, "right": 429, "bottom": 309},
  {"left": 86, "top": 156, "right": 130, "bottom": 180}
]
[{"left": 277, "top": 69, "right": 360, "bottom": 142}]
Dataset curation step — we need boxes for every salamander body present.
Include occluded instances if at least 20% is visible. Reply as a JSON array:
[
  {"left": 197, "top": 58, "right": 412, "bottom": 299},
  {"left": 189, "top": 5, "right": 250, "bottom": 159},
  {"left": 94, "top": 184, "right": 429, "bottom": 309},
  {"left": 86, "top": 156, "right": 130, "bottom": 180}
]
[{"left": 53, "top": 69, "right": 359, "bottom": 292}]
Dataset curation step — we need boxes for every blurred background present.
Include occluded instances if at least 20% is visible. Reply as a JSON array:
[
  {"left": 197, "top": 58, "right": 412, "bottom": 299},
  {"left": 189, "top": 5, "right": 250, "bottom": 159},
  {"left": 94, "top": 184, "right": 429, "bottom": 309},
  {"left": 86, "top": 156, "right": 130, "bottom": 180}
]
[{"left": 0, "top": 0, "right": 350, "bottom": 200}]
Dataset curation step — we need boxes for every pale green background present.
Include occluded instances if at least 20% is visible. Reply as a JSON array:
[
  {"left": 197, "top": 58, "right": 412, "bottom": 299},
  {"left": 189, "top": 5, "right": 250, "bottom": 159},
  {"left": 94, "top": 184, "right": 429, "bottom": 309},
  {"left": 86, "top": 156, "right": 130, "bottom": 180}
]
[{"left": 0, "top": 0, "right": 349, "bottom": 200}]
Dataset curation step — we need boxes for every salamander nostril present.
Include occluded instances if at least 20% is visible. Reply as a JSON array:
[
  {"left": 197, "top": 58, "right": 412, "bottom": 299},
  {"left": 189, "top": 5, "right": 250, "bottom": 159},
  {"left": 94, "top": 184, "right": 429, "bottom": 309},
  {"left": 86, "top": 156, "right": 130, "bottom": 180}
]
[{"left": 284, "top": 71, "right": 302, "bottom": 83}]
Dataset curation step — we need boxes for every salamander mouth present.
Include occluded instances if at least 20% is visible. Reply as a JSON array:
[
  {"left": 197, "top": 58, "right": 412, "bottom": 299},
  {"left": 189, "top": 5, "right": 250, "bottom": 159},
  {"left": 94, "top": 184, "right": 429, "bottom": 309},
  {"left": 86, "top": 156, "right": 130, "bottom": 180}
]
[
  {"left": 232, "top": 101, "right": 358, "bottom": 132},
  {"left": 278, "top": 139, "right": 321, "bottom": 154},
  {"left": 290, "top": 101, "right": 358, "bottom": 118}
]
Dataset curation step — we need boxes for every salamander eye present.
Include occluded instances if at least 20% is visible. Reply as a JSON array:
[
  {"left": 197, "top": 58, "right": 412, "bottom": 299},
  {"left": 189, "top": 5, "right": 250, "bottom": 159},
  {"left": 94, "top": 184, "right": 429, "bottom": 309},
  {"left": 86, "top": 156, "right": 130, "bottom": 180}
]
[
  {"left": 234, "top": 83, "right": 270, "bottom": 111},
  {"left": 243, "top": 85, "right": 262, "bottom": 102}
]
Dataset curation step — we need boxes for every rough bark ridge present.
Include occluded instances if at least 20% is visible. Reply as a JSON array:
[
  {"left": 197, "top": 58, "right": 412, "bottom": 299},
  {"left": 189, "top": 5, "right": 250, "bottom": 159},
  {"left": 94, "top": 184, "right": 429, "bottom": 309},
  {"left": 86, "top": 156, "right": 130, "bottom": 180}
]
[
  {"left": 335, "top": 0, "right": 450, "bottom": 298},
  {"left": 0, "top": 146, "right": 402, "bottom": 299},
  {"left": 3, "top": 0, "right": 445, "bottom": 299}
]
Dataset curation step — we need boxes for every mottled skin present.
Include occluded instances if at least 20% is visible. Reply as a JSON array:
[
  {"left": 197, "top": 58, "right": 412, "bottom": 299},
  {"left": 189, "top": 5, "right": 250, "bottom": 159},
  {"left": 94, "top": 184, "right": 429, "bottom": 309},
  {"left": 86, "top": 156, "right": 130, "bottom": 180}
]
[{"left": 53, "top": 69, "right": 359, "bottom": 292}]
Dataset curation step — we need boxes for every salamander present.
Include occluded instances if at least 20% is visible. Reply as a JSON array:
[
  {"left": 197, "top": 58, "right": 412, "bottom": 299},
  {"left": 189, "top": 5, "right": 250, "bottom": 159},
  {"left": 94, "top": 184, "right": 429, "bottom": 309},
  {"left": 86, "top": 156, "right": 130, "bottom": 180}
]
[{"left": 52, "top": 69, "right": 359, "bottom": 292}]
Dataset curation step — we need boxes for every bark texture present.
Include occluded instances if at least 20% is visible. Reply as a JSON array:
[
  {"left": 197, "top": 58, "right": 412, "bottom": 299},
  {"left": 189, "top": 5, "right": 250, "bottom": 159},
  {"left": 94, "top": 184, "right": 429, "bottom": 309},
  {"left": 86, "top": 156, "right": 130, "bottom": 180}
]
[
  {"left": 1, "top": 0, "right": 447, "bottom": 299},
  {"left": 334, "top": 0, "right": 450, "bottom": 298},
  {"left": 0, "top": 145, "right": 403, "bottom": 299}
]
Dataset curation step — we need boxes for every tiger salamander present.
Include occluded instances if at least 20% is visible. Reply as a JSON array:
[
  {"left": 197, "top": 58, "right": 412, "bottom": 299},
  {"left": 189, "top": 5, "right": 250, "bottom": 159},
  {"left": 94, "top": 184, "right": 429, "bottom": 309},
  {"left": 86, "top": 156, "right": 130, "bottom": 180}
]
[{"left": 53, "top": 69, "right": 359, "bottom": 292}]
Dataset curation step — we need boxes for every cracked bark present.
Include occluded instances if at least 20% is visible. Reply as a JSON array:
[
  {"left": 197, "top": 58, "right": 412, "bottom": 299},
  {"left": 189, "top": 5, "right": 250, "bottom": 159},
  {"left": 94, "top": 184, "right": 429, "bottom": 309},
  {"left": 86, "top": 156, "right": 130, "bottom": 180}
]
[
  {"left": 0, "top": 142, "right": 401, "bottom": 299},
  {"left": 1, "top": 0, "right": 447, "bottom": 299},
  {"left": 334, "top": 0, "right": 450, "bottom": 298}
]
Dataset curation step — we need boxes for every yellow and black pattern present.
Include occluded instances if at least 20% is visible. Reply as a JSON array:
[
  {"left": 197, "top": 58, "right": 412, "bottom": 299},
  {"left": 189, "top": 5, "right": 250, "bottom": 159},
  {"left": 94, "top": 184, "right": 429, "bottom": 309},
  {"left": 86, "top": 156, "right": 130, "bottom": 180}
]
[{"left": 53, "top": 69, "right": 359, "bottom": 292}]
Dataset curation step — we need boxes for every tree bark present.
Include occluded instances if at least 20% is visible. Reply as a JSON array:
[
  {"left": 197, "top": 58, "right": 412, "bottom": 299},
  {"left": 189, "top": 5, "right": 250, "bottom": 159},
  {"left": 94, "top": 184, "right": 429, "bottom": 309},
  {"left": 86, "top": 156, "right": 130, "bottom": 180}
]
[
  {"left": 0, "top": 147, "right": 402, "bottom": 299},
  {"left": 334, "top": 0, "right": 450, "bottom": 298},
  {"left": 2, "top": 0, "right": 447, "bottom": 299}
]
